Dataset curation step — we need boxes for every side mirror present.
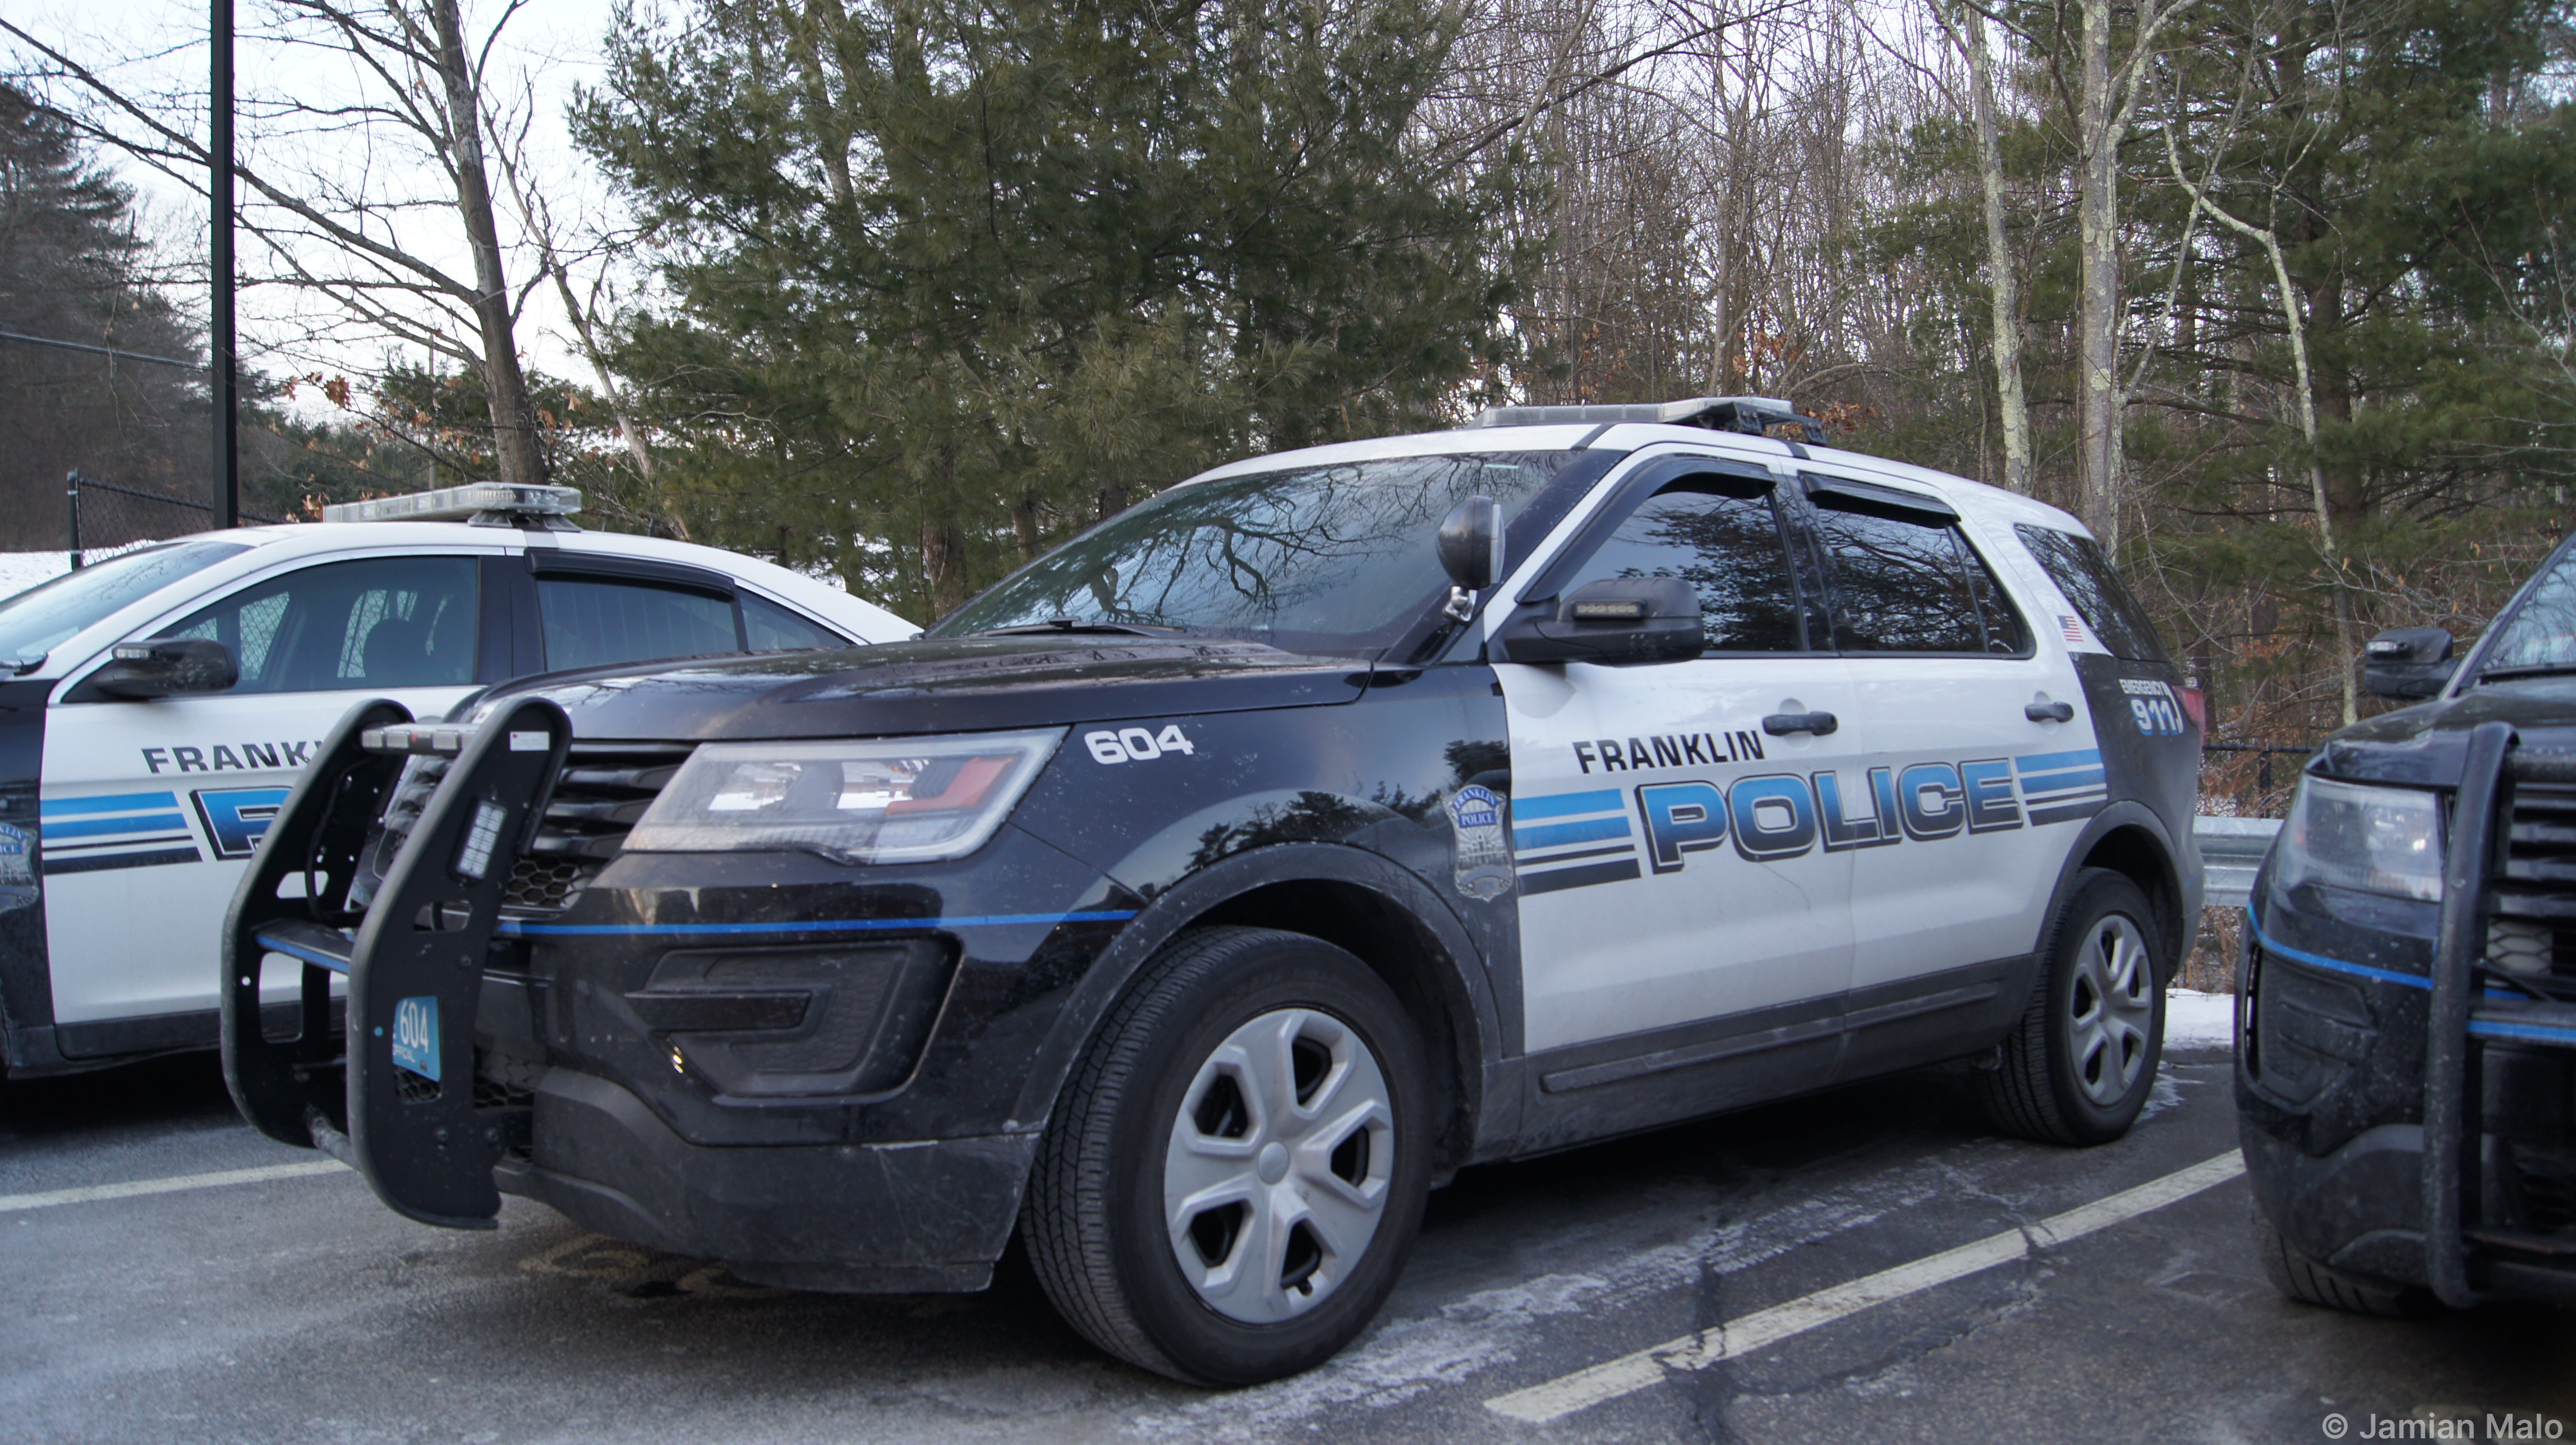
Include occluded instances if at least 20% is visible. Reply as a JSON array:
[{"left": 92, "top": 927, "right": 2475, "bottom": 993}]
[
  {"left": 89, "top": 637, "right": 238, "bottom": 700},
  {"left": 1493, "top": 577, "right": 1705, "bottom": 666},
  {"left": 2363, "top": 626, "right": 2455, "bottom": 701},
  {"left": 1437, "top": 495, "right": 1504, "bottom": 591}
]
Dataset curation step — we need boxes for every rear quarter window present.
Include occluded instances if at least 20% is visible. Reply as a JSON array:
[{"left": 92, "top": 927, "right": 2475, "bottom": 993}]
[{"left": 2013, "top": 524, "right": 2170, "bottom": 662}]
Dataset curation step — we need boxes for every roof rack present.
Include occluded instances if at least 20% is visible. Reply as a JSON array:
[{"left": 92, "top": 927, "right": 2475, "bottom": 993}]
[
  {"left": 1468, "top": 395, "right": 1827, "bottom": 445},
  {"left": 321, "top": 482, "right": 584, "bottom": 531}
]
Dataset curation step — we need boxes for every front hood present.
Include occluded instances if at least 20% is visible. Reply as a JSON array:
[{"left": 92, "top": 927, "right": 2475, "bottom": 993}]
[
  {"left": 2315, "top": 679, "right": 2576, "bottom": 788},
  {"left": 471, "top": 635, "right": 1372, "bottom": 740}
]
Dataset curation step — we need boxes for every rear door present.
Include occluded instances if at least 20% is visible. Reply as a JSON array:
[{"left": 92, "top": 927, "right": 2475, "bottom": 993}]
[
  {"left": 523, "top": 551, "right": 747, "bottom": 671},
  {"left": 41, "top": 549, "right": 503, "bottom": 1041},
  {"left": 1497, "top": 455, "right": 1860, "bottom": 1097},
  {"left": 1790, "top": 471, "right": 2094, "bottom": 1076}
]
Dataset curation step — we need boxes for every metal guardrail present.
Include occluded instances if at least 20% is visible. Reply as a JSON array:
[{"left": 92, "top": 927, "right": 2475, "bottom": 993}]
[{"left": 2196, "top": 816, "right": 2280, "bottom": 910}]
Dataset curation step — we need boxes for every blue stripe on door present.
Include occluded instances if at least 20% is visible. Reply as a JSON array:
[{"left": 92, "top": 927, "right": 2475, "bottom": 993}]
[{"left": 40, "top": 791, "right": 180, "bottom": 817}]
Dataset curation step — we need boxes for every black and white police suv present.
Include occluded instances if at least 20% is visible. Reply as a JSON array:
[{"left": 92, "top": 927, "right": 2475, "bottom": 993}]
[
  {"left": 226, "top": 398, "right": 2204, "bottom": 1384},
  {"left": 0, "top": 483, "right": 909, "bottom": 1078},
  {"left": 2241, "top": 529, "right": 2576, "bottom": 1317}
]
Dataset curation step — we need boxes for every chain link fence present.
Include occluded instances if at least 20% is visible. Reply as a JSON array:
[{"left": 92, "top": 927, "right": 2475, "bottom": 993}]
[{"left": 62, "top": 471, "right": 286, "bottom": 569}]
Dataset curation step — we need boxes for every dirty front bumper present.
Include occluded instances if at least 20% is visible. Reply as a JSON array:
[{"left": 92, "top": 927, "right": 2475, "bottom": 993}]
[
  {"left": 496, "top": 1065, "right": 1038, "bottom": 1292},
  {"left": 2238, "top": 725, "right": 2576, "bottom": 1307},
  {"left": 224, "top": 699, "right": 1139, "bottom": 1288}
]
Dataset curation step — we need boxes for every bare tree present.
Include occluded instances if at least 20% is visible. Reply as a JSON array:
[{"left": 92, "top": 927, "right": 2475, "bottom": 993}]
[
  {"left": 1935, "top": 0, "right": 2032, "bottom": 494},
  {"left": 4, "top": 0, "right": 557, "bottom": 486}
]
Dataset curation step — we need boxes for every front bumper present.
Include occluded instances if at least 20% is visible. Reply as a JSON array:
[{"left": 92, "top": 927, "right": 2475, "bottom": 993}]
[
  {"left": 2238, "top": 725, "right": 2576, "bottom": 1306},
  {"left": 500, "top": 1064, "right": 1037, "bottom": 1292},
  {"left": 224, "top": 698, "right": 1137, "bottom": 1282}
]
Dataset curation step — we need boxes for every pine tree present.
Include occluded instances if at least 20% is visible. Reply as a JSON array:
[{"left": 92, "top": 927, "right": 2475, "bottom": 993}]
[
  {"left": 0, "top": 82, "right": 206, "bottom": 549},
  {"left": 576, "top": 0, "right": 1525, "bottom": 618}
]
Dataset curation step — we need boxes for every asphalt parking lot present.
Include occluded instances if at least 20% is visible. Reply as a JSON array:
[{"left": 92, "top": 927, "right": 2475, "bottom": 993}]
[{"left": 6, "top": 1034, "right": 2573, "bottom": 1445}]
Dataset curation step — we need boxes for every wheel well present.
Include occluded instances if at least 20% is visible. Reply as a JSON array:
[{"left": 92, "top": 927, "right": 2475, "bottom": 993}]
[
  {"left": 1193, "top": 881, "right": 1479, "bottom": 1176},
  {"left": 2080, "top": 825, "right": 2185, "bottom": 979}
]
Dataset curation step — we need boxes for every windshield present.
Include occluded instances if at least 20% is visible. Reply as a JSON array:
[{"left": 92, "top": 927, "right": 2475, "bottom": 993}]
[
  {"left": 0, "top": 541, "right": 251, "bottom": 668},
  {"left": 2481, "top": 543, "right": 2576, "bottom": 677},
  {"left": 931, "top": 452, "right": 1582, "bottom": 655}
]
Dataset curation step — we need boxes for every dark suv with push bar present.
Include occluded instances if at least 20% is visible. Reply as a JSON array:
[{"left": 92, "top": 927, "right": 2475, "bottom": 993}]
[
  {"left": 2241, "top": 528, "right": 2576, "bottom": 1313},
  {"left": 226, "top": 397, "right": 2203, "bottom": 1384}
]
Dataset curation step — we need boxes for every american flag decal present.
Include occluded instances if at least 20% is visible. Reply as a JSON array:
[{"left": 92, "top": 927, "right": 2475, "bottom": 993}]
[{"left": 2059, "top": 615, "right": 2087, "bottom": 644}]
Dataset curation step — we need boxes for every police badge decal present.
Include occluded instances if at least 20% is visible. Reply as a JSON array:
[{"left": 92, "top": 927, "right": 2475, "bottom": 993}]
[{"left": 1447, "top": 784, "right": 1514, "bottom": 900}]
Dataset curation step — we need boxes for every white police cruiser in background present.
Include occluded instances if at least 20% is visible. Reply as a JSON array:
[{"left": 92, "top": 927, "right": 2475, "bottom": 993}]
[
  {"left": 229, "top": 400, "right": 2203, "bottom": 1386},
  {"left": 0, "top": 483, "right": 909, "bottom": 1076}
]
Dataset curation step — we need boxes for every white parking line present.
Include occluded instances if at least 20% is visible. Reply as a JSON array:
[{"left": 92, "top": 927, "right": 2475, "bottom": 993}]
[
  {"left": 0, "top": 1159, "right": 347, "bottom": 1214},
  {"left": 1483, "top": 1149, "right": 2246, "bottom": 1424}
]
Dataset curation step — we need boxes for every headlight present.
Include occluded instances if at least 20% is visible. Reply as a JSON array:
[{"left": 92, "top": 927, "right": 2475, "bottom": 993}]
[
  {"left": 624, "top": 729, "right": 1064, "bottom": 864},
  {"left": 2275, "top": 775, "right": 2444, "bottom": 901}
]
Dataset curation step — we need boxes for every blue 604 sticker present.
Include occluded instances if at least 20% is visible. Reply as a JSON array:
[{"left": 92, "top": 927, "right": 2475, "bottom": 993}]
[{"left": 390, "top": 995, "right": 440, "bottom": 1082}]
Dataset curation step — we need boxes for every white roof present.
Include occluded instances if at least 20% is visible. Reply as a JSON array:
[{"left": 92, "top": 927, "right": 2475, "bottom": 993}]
[{"left": 1177, "top": 421, "right": 2093, "bottom": 538}]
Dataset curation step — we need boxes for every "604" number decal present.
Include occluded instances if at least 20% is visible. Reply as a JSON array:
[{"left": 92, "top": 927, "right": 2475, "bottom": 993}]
[{"left": 1087, "top": 725, "right": 1196, "bottom": 764}]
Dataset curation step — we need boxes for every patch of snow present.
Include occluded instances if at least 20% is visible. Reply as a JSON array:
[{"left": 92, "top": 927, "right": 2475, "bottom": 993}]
[
  {"left": 0, "top": 551, "right": 72, "bottom": 601},
  {"left": 2166, "top": 988, "right": 2236, "bottom": 1050}
]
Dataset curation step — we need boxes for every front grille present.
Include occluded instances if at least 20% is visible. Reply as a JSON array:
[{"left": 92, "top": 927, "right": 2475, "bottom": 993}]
[
  {"left": 503, "top": 742, "right": 693, "bottom": 915},
  {"left": 2491, "top": 783, "right": 2576, "bottom": 992}
]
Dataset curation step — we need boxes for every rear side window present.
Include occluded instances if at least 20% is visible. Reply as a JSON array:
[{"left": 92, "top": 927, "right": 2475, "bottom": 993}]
[
  {"left": 164, "top": 555, "right": 478, "bottom": 693},
  {"left": 1563, "top": 478, "right": 1806, "bottom": 652},
  {"left": 1811, "top": 508, "right": 2028, "bottom": 655},
  {"left": 742, "top": 594, "right": 850, "bottom": 652},
  {"left": 539, "top": 577, "right": 740, "bottom": 671},
  {"left": 2014, "top": 525, "right": 2169, "bottom": 662}
]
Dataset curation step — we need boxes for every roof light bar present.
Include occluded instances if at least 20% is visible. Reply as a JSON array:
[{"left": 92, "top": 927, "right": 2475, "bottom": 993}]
[
  {"left": 321, "top": 482, "right": 584, "bottom": 526},
  {"left": 1469, "top": 395, "right": 1828, "bottom": 445}
]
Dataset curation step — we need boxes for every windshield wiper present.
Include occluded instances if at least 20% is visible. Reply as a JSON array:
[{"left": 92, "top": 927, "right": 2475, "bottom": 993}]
[
  {"left": 7, "top": 652, "right": 45, "bottom": 675},
  {"left": 967, "top": 618, "right": 1185, "bottom": 639},
  {"left": 2478, "top": 665, "right": 2576, "bottom": 682}
]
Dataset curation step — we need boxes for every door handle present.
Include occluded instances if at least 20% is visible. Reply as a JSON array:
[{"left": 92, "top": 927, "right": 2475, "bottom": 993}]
[
  {"left": 1762, "top": 710, "right": 1838, "bottom": 737},
  {"left": 2025, "top": 700, "right": 2075, "bottom": 723}
]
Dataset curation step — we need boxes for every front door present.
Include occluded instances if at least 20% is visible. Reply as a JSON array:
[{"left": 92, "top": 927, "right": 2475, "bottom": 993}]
[
  {"left": 42, "top": 552, "right": 491, "bottom": 1037},
  {"left": 1498, "top": 463, "right": 1861, "bottom": 1061}
]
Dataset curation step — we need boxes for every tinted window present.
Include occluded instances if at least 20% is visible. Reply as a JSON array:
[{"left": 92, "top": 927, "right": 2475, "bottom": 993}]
[
  {"left": 0, "top": 540, "right": 248, "bottom": 665},
  {"left": 1564, "top": 480, "right": 1804, "bottom": 652},
  {"left": 743, "top": 593, "right": 851, "bottom": 652},
  {"left": 1813, "top": 507, "right": 1990, "bottom": 654},
  {"left": 539, "top": 577, "right": 739, "bottom": 671},
  {"left": 2015, "top": 524, "right": 2169, "bottom": 661},
  {"left": 164, "top": 555, "right": 479, "bottom": 693},
  {"left": 930, "top": 452, "right": 1583, "bottom": 655}
]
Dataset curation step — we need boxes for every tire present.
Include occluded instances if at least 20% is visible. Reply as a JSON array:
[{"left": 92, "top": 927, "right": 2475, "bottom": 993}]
[
  {"left": 2252, "top": 1209, "right": 2428, "bottom": 1318},
  {"left": 1022, "top": 926, "right": 1433, "bottom": 1386},
  {"left": 1980, "top": 868, "right": 2166, "bottom": 1145}
]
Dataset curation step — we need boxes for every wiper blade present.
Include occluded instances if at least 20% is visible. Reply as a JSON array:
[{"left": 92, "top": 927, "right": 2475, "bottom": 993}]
[
  {"left": 2478, "top": 665, "right": 2576, "bottom": 682},
  {"left": 7, "top": 652, "right": 44, "bottom": 675},
  {"left": 967, "top": 618, "right": 1183, "bottom": 638}
]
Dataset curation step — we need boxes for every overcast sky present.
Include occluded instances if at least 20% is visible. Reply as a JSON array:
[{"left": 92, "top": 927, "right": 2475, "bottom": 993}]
[{"left": 8, "top": 0, "right": 636, "bottom": 402}]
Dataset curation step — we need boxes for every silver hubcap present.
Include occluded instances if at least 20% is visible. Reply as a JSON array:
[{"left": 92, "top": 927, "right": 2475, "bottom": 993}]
[
  {"left": 1163, "top": 1008, "right": 1395, "bottom": 1324},
  {"left": 2068, "top": 913, "right": 2155, "bottom": 1107}
]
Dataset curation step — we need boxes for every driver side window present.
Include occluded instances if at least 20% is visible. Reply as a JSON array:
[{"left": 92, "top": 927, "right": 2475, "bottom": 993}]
[
  {"left": 1562, "top": 477, "right": 1806, "bottom": 652},
  {"left": 162, "top": 556, "right": 479, "bottom": 694}
]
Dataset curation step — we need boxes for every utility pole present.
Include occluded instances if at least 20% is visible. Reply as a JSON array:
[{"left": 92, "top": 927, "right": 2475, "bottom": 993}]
[{"left": 210, "top": 0, "right": 238, "bottom": 528}]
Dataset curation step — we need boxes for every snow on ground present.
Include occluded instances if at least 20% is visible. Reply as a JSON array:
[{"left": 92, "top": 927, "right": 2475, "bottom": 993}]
[
  {"left": 2166, "top": 988, "right": 2237, "bottom": 1048},
  {"left": 0, "top": 551, "right": 71, "bottom": 601}
]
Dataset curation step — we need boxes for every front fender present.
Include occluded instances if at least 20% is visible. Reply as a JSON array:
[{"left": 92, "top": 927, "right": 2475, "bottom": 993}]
[{"left": 1003, "top": 840, "right": 1510, "bottom": 1161}]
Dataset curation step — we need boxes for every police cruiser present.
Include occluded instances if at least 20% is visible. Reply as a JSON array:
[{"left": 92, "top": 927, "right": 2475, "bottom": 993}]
[
  {"left": 224, "top": 399, "right": 2204, "bottom": 1384},
  {"left": 2241, "top": 532, "right": 2576, "bottom": 1316},
  {"left": 0, "top": 482, "right": 908, "bottom": 1078}
]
